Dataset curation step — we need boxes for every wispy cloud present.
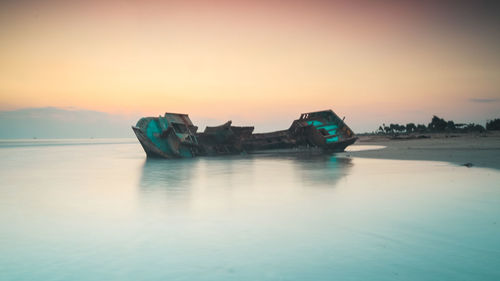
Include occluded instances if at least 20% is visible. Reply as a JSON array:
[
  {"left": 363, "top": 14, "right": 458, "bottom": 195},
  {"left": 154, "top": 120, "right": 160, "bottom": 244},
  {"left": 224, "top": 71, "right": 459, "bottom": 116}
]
[
  {"left": 0, "top": 107, "right": 139, "bottom": 138},
  {"left": 468, "top": 98, "right": 499, "bottom": 103}
]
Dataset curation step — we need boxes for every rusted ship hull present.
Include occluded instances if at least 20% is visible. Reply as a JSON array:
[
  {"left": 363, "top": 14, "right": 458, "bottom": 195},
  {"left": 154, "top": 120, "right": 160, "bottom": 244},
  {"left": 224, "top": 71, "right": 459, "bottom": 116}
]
[
  {"left": 132, "top": 110, "right": 357, "bottom": 158},
  {"left": 132, "top": 126, "right": 174, "bottom": 158}
]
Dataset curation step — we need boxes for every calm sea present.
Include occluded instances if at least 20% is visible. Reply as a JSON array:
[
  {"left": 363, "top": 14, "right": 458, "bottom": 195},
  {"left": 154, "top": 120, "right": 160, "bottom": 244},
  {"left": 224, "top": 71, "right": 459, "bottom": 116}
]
[{"left": 0, "top": 139, "right": 499, "bottom": 281}]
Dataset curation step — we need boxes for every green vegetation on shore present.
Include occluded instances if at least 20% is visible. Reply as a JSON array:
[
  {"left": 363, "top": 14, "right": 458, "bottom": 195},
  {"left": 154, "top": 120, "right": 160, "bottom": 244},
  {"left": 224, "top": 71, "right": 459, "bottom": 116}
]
[
  {"left": 374, "top": 116, "right": 500, "bottom": 135},
  {"left": 486, "top": 119, "right": 500, "bottom": 131}
]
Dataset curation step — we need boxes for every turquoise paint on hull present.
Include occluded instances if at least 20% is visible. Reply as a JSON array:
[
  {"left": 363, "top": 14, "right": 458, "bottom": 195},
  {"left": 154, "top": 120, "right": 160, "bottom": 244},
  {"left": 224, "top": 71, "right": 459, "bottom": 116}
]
[
  {"left": 179, "top": 148, "right": 194, "bottom": 158},
  {"left": 326, "top": 137, "right": 339, "bottom": 143},
  {"left": 146, "top": 119, "right": 171, "bottom": 154},
  {"left": 307, "top": 120, "right": 323, "bottom": 126},
  {"left": 158, "top": 118, "right": 169, "bottom": 130},
  {"left": 306, "top": 120, "right": 340, "bottom": 142},
  {"left": 138, "top": 116, "right": 196, "bottom": 158},
  {"left": 317, "top": 125, "right": 338, "bottom": 132}
]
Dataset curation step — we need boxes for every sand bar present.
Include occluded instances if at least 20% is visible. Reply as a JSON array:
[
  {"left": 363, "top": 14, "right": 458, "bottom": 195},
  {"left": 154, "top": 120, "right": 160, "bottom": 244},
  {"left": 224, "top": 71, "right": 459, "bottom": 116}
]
[{"left": 346, "top": 131, "right": 500, "bottom": 170}]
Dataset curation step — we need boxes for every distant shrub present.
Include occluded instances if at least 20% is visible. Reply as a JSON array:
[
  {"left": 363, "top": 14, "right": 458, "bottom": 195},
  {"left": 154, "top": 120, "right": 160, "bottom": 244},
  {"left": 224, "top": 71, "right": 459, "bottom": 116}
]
[
  {"left": 405, "top": 123, "right": 416, "bottom": 133},
  {"left": 416, "top": 124, "right": 427, "bottom": 133},
  {"left": 428, "top": 116, "right": 446, "bottom": 131},
  {"left": 486, "top": 119, "right": 500, "bottom": 130},
  {"left": 465, "top": 124, "right": 485, "bottom": 133}
]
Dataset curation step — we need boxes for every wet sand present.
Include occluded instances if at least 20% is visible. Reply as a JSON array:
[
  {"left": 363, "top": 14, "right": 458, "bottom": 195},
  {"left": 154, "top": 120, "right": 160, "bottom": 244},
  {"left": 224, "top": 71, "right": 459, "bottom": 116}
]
[{"left": 346, "top": 131, "right": 500, "bottom": 170}]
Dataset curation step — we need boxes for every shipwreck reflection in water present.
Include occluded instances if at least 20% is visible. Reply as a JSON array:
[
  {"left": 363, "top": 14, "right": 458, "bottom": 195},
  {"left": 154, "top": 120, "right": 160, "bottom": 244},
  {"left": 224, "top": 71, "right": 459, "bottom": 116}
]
[
  {"left": 139, "top": 158, "right": 199, "bottom": 190},
  {"left": 139, "top": 153, "right": 352, "bottom": 201},
  {"left": 244, "top": 152, "right": 353, "bottom": 187},
  {"left": 292, "top": 155, "right": 353, "bottom": 187},
  {"left": 138, "top": 158, "right": 199, "bottom": 207}
]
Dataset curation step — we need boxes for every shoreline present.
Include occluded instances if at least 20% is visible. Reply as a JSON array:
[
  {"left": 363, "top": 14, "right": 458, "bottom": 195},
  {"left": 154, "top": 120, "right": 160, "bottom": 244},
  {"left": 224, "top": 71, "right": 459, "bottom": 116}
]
[{"left": 346, "top": 132, "right": 500, "bottom": 170}]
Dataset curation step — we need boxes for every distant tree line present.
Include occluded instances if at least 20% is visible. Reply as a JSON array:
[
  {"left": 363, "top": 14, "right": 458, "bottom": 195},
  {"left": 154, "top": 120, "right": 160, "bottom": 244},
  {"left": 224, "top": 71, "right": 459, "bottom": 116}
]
[
  {"left": 486, "top": 118, "right": 500, "bottom": 131},
  {"left": 376, "top": 116, "right": 500, "bottom": 135}
]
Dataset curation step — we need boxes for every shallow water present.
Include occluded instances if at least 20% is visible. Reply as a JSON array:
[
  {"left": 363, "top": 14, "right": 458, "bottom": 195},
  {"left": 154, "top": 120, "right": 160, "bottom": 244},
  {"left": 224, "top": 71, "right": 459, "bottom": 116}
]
[{"left": 0, "top": 140, "right": 499, "bottom": 281}]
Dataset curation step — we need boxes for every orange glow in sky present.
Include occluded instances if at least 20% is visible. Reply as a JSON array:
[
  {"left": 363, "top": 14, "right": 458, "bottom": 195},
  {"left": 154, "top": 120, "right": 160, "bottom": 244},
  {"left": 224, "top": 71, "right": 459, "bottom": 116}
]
[{"left": 0, "top": 0, "right": 499, "bottom": 131}]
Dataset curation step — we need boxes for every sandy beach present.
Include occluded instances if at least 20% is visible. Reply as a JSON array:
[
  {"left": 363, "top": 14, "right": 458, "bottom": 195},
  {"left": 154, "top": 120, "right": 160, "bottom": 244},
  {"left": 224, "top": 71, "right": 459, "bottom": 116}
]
[{"left": 347, "top": 131, "right": 500, "bottom": 170}]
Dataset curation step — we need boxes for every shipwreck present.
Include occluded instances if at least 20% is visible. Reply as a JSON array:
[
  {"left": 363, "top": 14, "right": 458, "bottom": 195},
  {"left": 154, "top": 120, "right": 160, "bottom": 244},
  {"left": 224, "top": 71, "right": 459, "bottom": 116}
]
[{"left": 132, "top": 109, "right": 357, "bottom": 158}]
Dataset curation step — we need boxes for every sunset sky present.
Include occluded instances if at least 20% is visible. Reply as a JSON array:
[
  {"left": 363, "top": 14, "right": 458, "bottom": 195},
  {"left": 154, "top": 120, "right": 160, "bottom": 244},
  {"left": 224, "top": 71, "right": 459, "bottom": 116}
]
[{"left": 1, "top": 0, "right": 499, "bottom": 132}]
